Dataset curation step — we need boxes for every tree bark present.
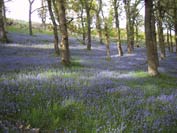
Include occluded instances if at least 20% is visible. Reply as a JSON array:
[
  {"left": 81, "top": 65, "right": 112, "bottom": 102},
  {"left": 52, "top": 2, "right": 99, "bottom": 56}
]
[
  {"left": 145, "top": 0, "right": 159, "bottom": 76},
  {"left": 0, "top": 0, "right": 8, "bottom": 43},
  {"left": 105, "top": 24, "right": 111, "bottom": 60},
  {"left": 113, "top": 0, "right": 123, "bottom": 56},
  {"left": 174, "top": 0, "right": 177, "bottom": 53},
  {"left": 96, "top": 0, "right": 103, "bottom": 45},
  {"left": 28, "top": 0, "right": 34, "bottom": 36},
  {"left": 124, "top": 0, "right": 132, "bottom": 53},
  {"left": 85, "top": 1, "right": 92, "bottom": 50},
  {"left": 47, "top": 0, "right": 60, "bottom": 55},
  {"left": 57, "top": 0, "right": 70, "bottom": 65},
  {"left": 157, "top": 2, "right": 166, "bottom": 59},
  {"left": 80, "top": 0, "right": 86, "bottom": 45},
  {"left": 166, "top": 26, "right": 170, "bottom": 52},
  {"left": 169, "top": 26, "right": 173, "bottom": 52},
  {"left": 151, "top": 13, "right": 159, "bottom": 67}
]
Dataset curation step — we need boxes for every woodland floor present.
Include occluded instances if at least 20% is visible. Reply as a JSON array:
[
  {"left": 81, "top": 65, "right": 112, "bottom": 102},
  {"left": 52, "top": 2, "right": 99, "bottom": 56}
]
[
  {"left": 0, "top": 32, "right": 177, "bottom": 132},
  {"left": 0, "top": 32, "right": 176, "bottom": 77}
]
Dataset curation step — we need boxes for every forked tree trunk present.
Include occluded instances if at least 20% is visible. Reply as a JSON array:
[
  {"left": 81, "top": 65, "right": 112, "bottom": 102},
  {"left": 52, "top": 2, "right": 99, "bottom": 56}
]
[
  {"left": 145, "top": 0, "right": 159, "bottom": 76},
  {"left": 47, "top": 0, "right": 59, "bottom": 55},
  {"left": 0, "top": 0, "right": 8, "bottom": 43},
  {"left": 57, "top": 0, "right": 70, "bottom": 65},
  {"left": 113, "top": 0, "right": 123, "bottom": 56}
]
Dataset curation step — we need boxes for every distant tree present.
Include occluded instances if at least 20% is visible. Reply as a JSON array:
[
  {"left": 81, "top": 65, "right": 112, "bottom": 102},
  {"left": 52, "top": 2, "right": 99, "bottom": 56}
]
[
  {"left": 0, "top": 0, "right": 8, "bottom": 43},
  {"left": 123, "top": 0, "right": 142, "bottom": 53},
  {"left": 145, "top": 0, "right": 159, "bottom": 76},
  {"left": 47, "top": 0, "right": 60, "bottom": 55},
  {"left": 28, "top": 0, "right": 35, "bottom": 36},
  {"left": 79, "top": 0, "right": 86, "bottom": 45},
  {"left": 95, "top": 0, "right": 103, "bottom": 44},
  {"left": 156, "top": 0, "right": 166, "bottom": 59},
  {"left": 173, "top": 0, "right": 177, "bottom": 53},
  {"left": 85, "top": 0, "right": 94, "bottom": 50},
  {"left": 38, "top": 0, "right": 47, "bottom": 30},
  {"left": 134, "top": 14, "right": 143, "bottom": 47},
  {"left": 113, "top": 0, "right": 123, "bottom": 56},
  {"left": 57, "top": 0, "right": 70, "bottom": 65},
  {"left": 100, "top": 0, "right": 111, "bottom": 60}
]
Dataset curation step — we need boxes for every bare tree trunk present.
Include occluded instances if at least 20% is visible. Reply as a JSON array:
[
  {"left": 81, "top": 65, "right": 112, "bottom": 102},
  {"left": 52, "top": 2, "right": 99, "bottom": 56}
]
[
  {"left": 57, "top": 0, "right": 70, "bottom": 65},
  {"left": 145, "top": 0, "right": 159, "bottom": 76},
  {"left": 0, "top": 0, "right": 8, "bottom": 43},
  {"left": 80, "top": 0, "right": 86, "bottom": 45},
  {"left": 157, "top": 3, "right": 166, "bottom": 59},
  {"left": 96, "top": 0, "right": 103, "bottom": 45},
  {"left": 28, "top": 0, "right": 35, "bottom": 36},
  {"left": 113, "top": 0, "right": 123, "bottom": 56},
  {"left": 169, "top": 26, "right": 173, "bottom": 52},
  {"left": 124, "top": 0, "right": 133, "bottom": 54},
  {"left": 152, "top": 13, "right": 159, "bottom": 67},
  {"left": 105, "top": 24, "right": 111, "bottom": 60},
  {"left": 166, "top": 26, "right": 170, "bottom": 52},
  {"left": 135, "top": 24, "right": 139, "bottom": 46},
  {"left": 96, "top": 13, "right": 103, "bottom": 45},
  {"left": 174, "top": 0, "right": 177, "bottom": 53},
  {"left": 47, "top": 0, "right": 59, "bottom": 55},
  {"left": 85, "top": 1, "right": 91, "bottom": 50}
]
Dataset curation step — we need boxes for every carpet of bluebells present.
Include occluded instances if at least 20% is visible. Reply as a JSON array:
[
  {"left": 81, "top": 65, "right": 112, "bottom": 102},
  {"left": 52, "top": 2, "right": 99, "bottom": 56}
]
[{"left": 0, "top": 33, "right": 177, "bottom": 132}]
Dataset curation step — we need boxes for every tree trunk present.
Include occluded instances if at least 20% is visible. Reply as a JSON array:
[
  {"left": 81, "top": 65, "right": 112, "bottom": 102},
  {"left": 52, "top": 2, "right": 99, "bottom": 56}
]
[
  {"left": 105, "top": 24, "right": 111, "bottom": 60},
  {"left": 152, "top": 13, "right": 159, "bottom": 67},
  {"left": 80, "top": 1, "right": 86, "bottom": 45},
  {"left": 113, "top": 0, "right": 123, "bottom": 56},
  {"left": 28, "top": 0, "right": 34, "bottom": 36},
  {"left": 145, "top": 0, "right": 159, "bottom": 76},
  {"left": 96, "top": 13, "right": 103, "bottom": 45},
  {"left": 157, "top": 3, "right": 166, "bottom": 59},
  {"left": 0, "top": 0, "right": 8, "bottom": 43},
  {"left": 166, "top": 26, "right": 170, "bottom": 52},
  {"left": 57, "top": 0, "right": 70, "bottom": 65},
  {"left": 47, "top": 0, "right": 59, "bottom": 55},
  {"left": 124, "top": 0, "right": 133, "bottom": 54},
  {"left": 135, "top": 24, "right": 139, "bottom": 46},
  {"left": 175, "top": 24, "right": 177, "bottom": 53},
  {"left": 85, "top": 2, "right": 91, "bottom": 50},
  {"left": 130, "top": 23, "right": 135, "bottom": 50},
  {"left": 169, "top": 26, "right": 173, "bottom": 52},
  {"left": 174, "top": 0, "right": 177, "bottom": 53}
]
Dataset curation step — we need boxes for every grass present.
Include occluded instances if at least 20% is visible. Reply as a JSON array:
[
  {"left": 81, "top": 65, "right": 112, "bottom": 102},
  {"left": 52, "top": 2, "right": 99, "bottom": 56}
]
[
  {"left": 6, "top": 19, "right": 53, "bottom": 35},
  {"left": 1, "top": 69, "right": 177, "bottom": 132}
]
